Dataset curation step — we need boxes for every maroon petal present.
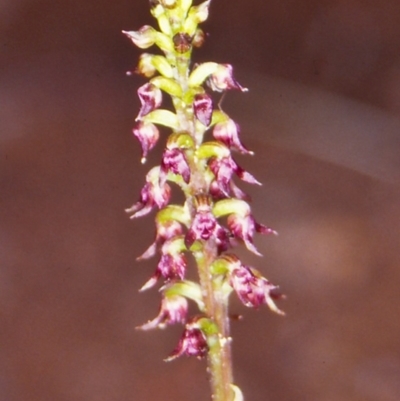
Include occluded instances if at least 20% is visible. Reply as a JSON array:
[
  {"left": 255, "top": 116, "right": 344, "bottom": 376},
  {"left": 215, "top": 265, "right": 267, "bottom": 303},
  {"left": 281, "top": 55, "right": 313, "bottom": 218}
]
[
  {"left": 209, "top": 156, "right": 239, "bottom": 196},
  {"left": 229, "top": 264, "right": 284, "bottom": 313},
  {"left": 133, "top": 122, "right": 160, "bottom": 163},
  {"left": 213, "top": 119, "right": 252, "bottom": 154},
  {"left": 157, "top": 252, "right": 186, "bottom": 281},
  {"left": 232, "top": 159, "right": 261, "bottom": 185},
  {"left": 193, "top": 93, "right": 213, "bottom": 126},
  {"left": 229, "top": 181, "right": 250, "bottom": 201},
  {"left": 137, "top": 220, "right": 183, "bottom": 261},
  {"left": 207, "top": 64, "right": 247, "bottom": 92},
  {"left": 185, "top": 196, "right": 225, "bottom": 249},
  {"left": 227, "top": 212, "right": 276, "bottom": 256},
  {"left": 136, "top": 82, "right": 162, "bottom": 120},
  {"left": 230, "top": 265, "right": 266, "bottom": 307},
  {"left": 137, "top": 295, "right": 188, "bottom": 330},
  {"left": 209, "top": 177, "right": 250, "bottom": 201},
  {"left": 160, "top": 148, "right": 191, "bottom": 185},
  {"left": 166, "top": 323, "right": 208, "bottom": 361},
  {"left": 126, "top": 169, "right": 171, "bottom": 219}
]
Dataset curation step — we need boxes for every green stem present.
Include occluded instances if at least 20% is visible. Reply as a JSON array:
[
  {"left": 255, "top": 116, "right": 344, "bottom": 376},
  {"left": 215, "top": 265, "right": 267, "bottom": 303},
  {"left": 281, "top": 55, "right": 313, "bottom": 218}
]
[
  {"left": 196, "top": 241, "right": 233, "bottom": 401},
  {"left": 172, "top": 49, "right": 234, "bottom": 401}
]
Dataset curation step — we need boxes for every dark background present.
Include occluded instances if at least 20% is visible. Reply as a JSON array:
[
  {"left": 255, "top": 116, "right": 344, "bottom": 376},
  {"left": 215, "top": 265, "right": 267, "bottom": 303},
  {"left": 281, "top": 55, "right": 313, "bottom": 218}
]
[{"left": 1, "top": 1, "right": 400, "bottom": 400}]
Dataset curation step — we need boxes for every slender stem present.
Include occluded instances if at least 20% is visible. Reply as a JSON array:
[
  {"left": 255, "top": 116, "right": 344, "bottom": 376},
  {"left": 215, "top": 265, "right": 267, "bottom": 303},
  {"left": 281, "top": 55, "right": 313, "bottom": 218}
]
[
  {"left": 197, "top": 241, "right": 234, "bottom": 401},
  {"left": 172, "top": 50, "right": 234, "bottom": 401}
]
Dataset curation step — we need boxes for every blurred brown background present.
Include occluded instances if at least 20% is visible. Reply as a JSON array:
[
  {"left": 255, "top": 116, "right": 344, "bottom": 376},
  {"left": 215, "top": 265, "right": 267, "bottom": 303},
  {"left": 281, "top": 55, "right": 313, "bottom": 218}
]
[{"left": 1, "top": 1, "right": 400, "bottom": 400}]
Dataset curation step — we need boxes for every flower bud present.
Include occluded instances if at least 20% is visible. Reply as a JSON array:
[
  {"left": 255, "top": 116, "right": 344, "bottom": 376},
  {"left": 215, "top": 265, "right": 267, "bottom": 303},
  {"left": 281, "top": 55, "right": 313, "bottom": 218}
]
[
  {"left": 136, "top": 53, "right": 157, "bottom": 77},
  {"left": 192, "top": 28, "right": 206, "bottom": 48},
  {"left": 137, "top": 53, "right": 174, "bottom": 78},
  {"left": 179, "top": 0, "right": 193, "bottom": 15},
  {"left": 173, "top": 32, "right": 192, "bottom": 54},
  {"left": 153, "top": 7, "right": 172, "bottom": 36},
  {"left": 183, "top": 0, "right": 211, "bottom": 36},
  {"left": 162, "top": 0, "right": 177, "bottom": 7},
  {"left": 122, "top": 26, "right": 157, "bottom": 49}
]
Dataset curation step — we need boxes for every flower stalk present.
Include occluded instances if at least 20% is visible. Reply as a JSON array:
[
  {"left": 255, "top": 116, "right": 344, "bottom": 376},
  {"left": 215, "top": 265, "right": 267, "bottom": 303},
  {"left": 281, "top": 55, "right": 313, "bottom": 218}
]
[{"left": 124, "top": 1, "right": 284, "bottom": 400}]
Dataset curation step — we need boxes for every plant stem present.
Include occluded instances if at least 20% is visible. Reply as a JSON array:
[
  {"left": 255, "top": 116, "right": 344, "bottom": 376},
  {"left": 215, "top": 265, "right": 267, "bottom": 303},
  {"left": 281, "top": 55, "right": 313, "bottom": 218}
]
[
  {"left": 172, "top": 52, "right": 234, "bottom": 401},
  {"left": 197, "top": 240, "right": 234, "bottom": 401}
]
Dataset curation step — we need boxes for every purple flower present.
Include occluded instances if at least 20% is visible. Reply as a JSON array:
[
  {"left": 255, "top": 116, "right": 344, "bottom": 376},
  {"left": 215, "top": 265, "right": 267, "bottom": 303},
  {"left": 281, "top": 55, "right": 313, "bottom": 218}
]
[
  {"left": 133, "top": 121, "right": 160, "bottom": 163},
  {"left": 208, "top": 156, "right": 261, "bottom": 198},
  {"left": 126, "top": 168, "right": 171, "bottom": 219},
  {"left": 185, "top": 195, "right": 227, "bottom": 249},
  {"left": 227, "top": 213, "right": 276, "bottom": 255},
  {"left": 136, "top": 82, "right": 162, "bottom": 120},
  {"left": 209, "top": 178, "right": 249, "bottom": 201},
  {"left": 166, "top": 321, "right": 208, "bottom": 361},
  {"left": 160, "top": 148, "right": 191, "bottom": 185},
  {"left": 122, "top": 25, "right": 156, "bottom": 49},
  {"left": 213, "top": 119, "right": 252, "bottom": 154},
  {"left": 137, "top": 295, "right": 188, "bottom": 330},
  {"left": 207, "top": 64, "right": 247, "bottom": 92},
  {"left": 193, "top": 93, "right": 213, "bottom": 126},
  {"left": 140, "top": 237, "right": 187, "bottom": 291},
  {"left": 229, "top": 264, "right": 284, "bottom": 313},
  {"left": 137, "top": 220, "right": 183, "bottom": 260}
]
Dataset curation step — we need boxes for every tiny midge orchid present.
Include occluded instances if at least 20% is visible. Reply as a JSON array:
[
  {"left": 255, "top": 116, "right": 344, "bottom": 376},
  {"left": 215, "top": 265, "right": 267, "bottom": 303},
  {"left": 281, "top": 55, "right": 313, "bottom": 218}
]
[{"left": 124, "top": 1, "right": 283, "bottom": 400}]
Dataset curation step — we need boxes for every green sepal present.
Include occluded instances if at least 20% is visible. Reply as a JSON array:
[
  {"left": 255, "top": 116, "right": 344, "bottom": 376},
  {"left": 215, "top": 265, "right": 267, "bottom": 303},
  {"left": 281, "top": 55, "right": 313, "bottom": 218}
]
[
  {"left": 156, "top": 205, "right": 191, "bottom": 226},
  {"left": 142, "top": 109, "right": 179, "bottom": 130},
  {"left": 151, "top": 55, "right": 174, "bottom": 78},
  {"left": 196, "top": 141, "right": 230, "bottom": 160},
  {"left": 210, "top": 258, "right": 230, "bottom": 275},
  {"left": 196, "top": 317, "right": 219, "bottom": 336},
  {"left": 155, "top": 32, "right": 174, "bottom": 53},
  {"left": 164, "top": 235, "right": 187, "bottom": 254},
  {"left": 178, "top": 0, "right": 193, "bottom": 15},
  {"left": 151, "top": 5, "right": 173, "bottom": 36},
  {"left": 167, "top": 132, "right": 195, "bottom": 149},
  {"left": 183, "top": 0, "right": 211, "bottom": 36},
  {"left": 188, "top": 62, "right": 219, "bottom": 87},
  {"left": 151, "top": 76, "right": 182, "bottom": 98},
  {"left": 162, "top": 280, "right": 205, "bottom": 311},
  {"left": 122, "top": 26, "right": 157, "bottom": 49},
  {"left": 210, "top": 110, "right": 229, "bottom": 127},
  {"left": 213, "top": 198, "right": 250, "bottom": 218}
]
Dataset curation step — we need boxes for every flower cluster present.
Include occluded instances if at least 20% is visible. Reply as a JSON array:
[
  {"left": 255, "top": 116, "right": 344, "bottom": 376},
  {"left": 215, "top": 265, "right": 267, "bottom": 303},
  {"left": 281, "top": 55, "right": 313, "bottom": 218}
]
[{"left": 124, "top": 0, "right": 283, "bottom": 395}]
